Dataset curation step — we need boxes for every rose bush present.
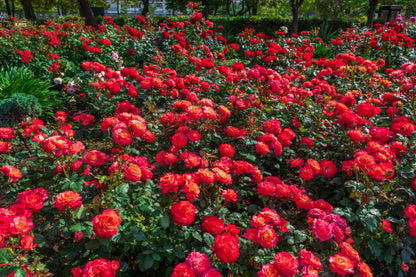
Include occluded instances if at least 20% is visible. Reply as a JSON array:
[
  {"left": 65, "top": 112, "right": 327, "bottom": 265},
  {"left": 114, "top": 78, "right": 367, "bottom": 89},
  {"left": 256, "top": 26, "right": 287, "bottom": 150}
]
[{"left": 0, "top": 2, "right": 416, "bottom": 276}]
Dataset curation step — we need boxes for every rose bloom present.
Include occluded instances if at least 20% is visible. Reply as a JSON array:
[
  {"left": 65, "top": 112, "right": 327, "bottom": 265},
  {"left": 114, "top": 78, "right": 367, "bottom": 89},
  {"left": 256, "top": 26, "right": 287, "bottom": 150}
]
[
  {"left": 53, "top": 191, "right": 82, "bottom": 212},
  {"left": 218, "top": 144, "right": 235, "bottom": 158},
  {"left": 0, "top": 165, "right": 23, "bottom": 182},
  {"left": 17, "top": 188, "right": 46, "bottom": 212},
  {"left": 171, "top": 263, "right": 195, "bottom": 277},
  {"left": 171, "top": 201, "right": 196, "bottom": 226},
  {"left": 185, "top": 251, "right": 211, "bottom": 275},
  {"left": 357, "top": 261, "right": 373, "bottom": 277},
  {"left": 273, "top": 252, "right": 299, "bottom": 276},
  {"left": 258, "top": 181, "right": 276, "bottom": 197},
  {"left": 256, "top": 141, "right": 270, "bottom": 155},
  {"left": 381, "top": 219, "right": 393, "bottom": 233},
  {"left": 83, "top": 150, "right": 109, "bottom": 166},
  {"left": 221, "top": 189, "right": 238, "bottom": 202},
  {"left": 329, "top": 254, "right": 355, "bottom": 276},
  {"left": 112, "top": 128, "right": 133, "bottom": 145},
  {"left": 408, "top": 218, "right": 416, "bottom": 236},
  {"left": 171, "top": 132, "right": 188, "bottom": 149},
  {"left": 299, "top": 249, "right": 322, "bottom": 270},
  {"left": 319, "top": 159, "right": 337, "bottom": 178},
  {"left": 312, "top": 218, "right": 333, "bottom": 241},
  {"left": 257, "top": 225, "right": 278, "bottom": 248},
  {"left": 202, "top": 268, "right": 221, "bottom": 277},
  {"left": 92, "top": 209, "right": 122, "bottom": 238},
  {"left": 212, "top": 233, "right": 240, "bottom": 264},
  {"left": 258, "top": 263, "right": 280, "bottom": 277},
  {"left": 405, "top": 204, "right": 416, "bottom": 219},
  {"left": 202, "top": 216, "right": 225, "bottom": 236},
  {"left": 341, "top": 242, "right": 361, "bottom": 263},
  {"left": 124, "top": 164, "right": 142, "bottom": 182},
  {"left": 21, "top": 234, "right": 37, "bottom": 250},
  {"left": 73, "top": 258, "right": 120, "bottom": 277}
]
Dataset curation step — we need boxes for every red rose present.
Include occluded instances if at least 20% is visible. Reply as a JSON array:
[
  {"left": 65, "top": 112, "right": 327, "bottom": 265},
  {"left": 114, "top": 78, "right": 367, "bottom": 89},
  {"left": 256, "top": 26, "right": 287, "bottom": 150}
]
[
  {"left": 83, "top": 150, "right": 108, "bottom": 166},
  {"left": 185, "top": 251, "right": 211, "bottom": 275},
  {"left": 221, "top": 189, "right": 238, "bottom": 202},
  {"left": 381, "top": 219, "right": 393, "bottom": 233},
  {"left": 255, "top": 141, "right": 270, "bottom": 155},
  {"left": 112, "top": 128, "right": 132, "bottom": 145},
  {"left": 212, "top": 233, "right": 240, "bottom": 264},
  {"left": 329, "top": 254, "right": 354, "bottom": 276},
  {"left": 171, "top": 201, "right": 196, "bottom": 226},
  {"left": 79, "top": 258, "right": 119, "bottom": 277},
  {"left": 319, "top": 159, "right": 337, "bottom": 178},
  {"left": 0, "top": 165, "right": 23, "bottom": 182},
  {"left": 256, "top": 225, "right": 278, "bottom": 248},
  {"left": 341, "top": 242, "right": 361, "bottom": 263},
  {"left": 17, "top": 188, "right": 47, "bottom": 212},
  {"left": 299, "top": 249, "right": 322, "bottom": 270},
  {"left": 92, "top": 209, "right": 122, "bottom": 238},
  {"left": 258, "top": 263, "right": 280, "bottom": 277},
  {"left": 21, "top": 234, "right": 37, "bottom": 250},
  {"left": 273, "top": 252, "right": 299, "bottom": 276},
  {"left": 218, "top": 144, "right": 235, "bottom": 158},
  {"left": 171, "top": 132, "right": 188, "bottom": 149},
  {"left": 171, "top": 263, "right": 195, "bottom": 277},
  {"left": 312, "top": 218, "right": 333, "bottom": 241},
  {"left": 124, "top": 164, "right": 142, "bottom": 182},
  {"left": 53, "top": 191, "right": 82, "bottom": 212},
  {"left": 202, "top": 216, "right": 225, "bottom": 237}
]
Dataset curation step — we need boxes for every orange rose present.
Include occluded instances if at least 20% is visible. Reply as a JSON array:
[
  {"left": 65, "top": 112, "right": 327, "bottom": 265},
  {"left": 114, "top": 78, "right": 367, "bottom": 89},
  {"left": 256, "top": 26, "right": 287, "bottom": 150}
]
[
  {"left": 92, "top": 209, "right": 122, "bottom": 238},
  {"left": 124, "top": 164, "right": 142, "bottom": 182},
  {"left": 329, "top": 254, "right": 354, "bottom": 275},
  {"left": 53, "top": 191, "right": 82, "bottom": 212}
]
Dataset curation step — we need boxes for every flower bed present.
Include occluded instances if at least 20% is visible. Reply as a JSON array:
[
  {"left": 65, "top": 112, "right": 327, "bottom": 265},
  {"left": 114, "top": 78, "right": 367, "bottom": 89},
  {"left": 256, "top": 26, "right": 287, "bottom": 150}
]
[{"left": 0, "top": 3, "right": 416, "bottom": 276}]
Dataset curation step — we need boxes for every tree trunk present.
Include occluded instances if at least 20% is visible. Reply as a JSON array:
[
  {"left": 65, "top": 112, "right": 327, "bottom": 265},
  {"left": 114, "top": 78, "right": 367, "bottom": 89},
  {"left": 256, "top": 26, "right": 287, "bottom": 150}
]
[
  {"left": 405, "top": 0, "right": 414, "bottom": 20},
  {"left": 141, "top": 0, "right": 149, "bottom": 16},
  {"left": 291, "top": 1, "right": 301, "bottom": 34},
  {"left": 366, "top": 0, "right": 379, "bottom": 28},
  {"left": 201, "top": 0, "right": 209, "bottom": 18},
  {"left": 19, "top": 0, "right": 36, "bottom": 20},
  {"left": 78, "top": 0, "right": 98, "bottom": 29},
  {"left": 252, "top": 0, "right": 258, "bottom": 16},
  {"left": 12, "top": 0, "right": 15, "bottom": 17},
  {"left": 5, "top": 0, "right": 11, "bottom": 18}
]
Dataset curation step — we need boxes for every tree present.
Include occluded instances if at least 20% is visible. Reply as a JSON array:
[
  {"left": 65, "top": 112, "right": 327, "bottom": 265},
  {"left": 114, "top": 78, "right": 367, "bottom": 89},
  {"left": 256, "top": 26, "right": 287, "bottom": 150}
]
[
  {"left": 290, "top": 0, "right": 305, "bottom": 34},
  {"left": 367, "top": 0, "right": 379, "bottom": 27},
  {"left": 20, "top": 0, "right": 36, "bottom": 20},
  {"left": 79, "top": 0, "right": 98, "bottom": 29}
]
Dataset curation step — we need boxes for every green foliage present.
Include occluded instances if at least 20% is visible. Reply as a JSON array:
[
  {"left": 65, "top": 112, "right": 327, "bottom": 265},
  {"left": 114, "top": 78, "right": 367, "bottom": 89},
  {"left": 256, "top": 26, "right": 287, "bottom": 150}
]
[
  {"left": 0, "top": 67, "right": 59, "bottom": 117},
  {"left": 0, "top": 93, "right": 42, "bottom": 126}
]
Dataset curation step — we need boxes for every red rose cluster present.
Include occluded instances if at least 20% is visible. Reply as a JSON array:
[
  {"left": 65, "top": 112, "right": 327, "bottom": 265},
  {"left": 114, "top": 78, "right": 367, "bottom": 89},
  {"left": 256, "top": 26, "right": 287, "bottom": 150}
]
[
  {"left": 72, "top": 258, "right": 119, "bottom": 277},
  {"left": 171, "top": 251, "right": 221, "bottom": 277}
]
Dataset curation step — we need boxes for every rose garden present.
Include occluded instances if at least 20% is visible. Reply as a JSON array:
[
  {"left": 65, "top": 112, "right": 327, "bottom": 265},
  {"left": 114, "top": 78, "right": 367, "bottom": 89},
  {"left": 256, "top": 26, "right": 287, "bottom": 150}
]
[{"left": 0, "top": 3, "right": 416, "bottom": 276}]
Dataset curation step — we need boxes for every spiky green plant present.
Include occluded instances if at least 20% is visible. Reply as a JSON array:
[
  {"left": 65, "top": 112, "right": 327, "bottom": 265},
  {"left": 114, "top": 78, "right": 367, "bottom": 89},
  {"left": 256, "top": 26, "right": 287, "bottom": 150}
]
[{"left": 0, "top": 67, "right": 59, "bottom": 117}]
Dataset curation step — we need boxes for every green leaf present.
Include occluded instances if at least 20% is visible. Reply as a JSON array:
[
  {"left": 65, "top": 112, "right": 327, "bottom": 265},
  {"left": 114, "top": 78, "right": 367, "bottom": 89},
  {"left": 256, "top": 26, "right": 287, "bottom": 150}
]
[
  {"left": 143, "top": 256, "right": 153, "bottom": 270},
  {"left": 192, "top": 232, "right": 202, "bottom": 242},
  {"left": 368, "top": 240, "right": 381, "bottom": 258},
  {"left": 294, "top": 230, "right": 307, "bottom": 243},
  {"left": 73, "top": 205, "right": 87, "bottom": 219},
  {"left": 0, "top": 249, "right": 11, "bottom": 263},
  {"left": 14, "top": 268, "right": 27, "bottom": 277},
  {"left": 134, "top": 232, "right": 146, "bottom": 241},
  {"left": 160, "top": 213, "right": 170, "bottom": 229},
  {"left": 362, "top": 214, "right": 378, "bottom": 232},
  {"left": 0, "top": 266, "right": 13, "bottom": 276},
  {"left": 203, "top": 233, "right": 214, "bottom": 245},
  {"left": 69, "top": 224, "right": 84, "bottom": 232}
]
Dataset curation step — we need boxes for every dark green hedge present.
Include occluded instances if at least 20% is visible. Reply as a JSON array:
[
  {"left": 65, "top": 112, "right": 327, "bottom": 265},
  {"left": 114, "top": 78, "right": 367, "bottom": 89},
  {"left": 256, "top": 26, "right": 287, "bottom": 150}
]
[{"left": 157, "top": 15, "right": 360, "bottom": 39}]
